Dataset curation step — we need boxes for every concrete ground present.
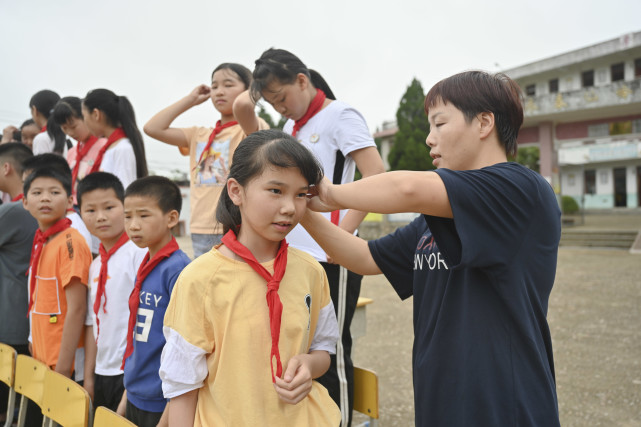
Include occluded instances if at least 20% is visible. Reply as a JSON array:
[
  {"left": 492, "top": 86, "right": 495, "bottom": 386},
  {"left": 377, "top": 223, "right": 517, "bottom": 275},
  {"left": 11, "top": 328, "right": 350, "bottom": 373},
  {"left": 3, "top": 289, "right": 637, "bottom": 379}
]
[{"left": 176, "top": 212, "right": 641, "bottom": 426}]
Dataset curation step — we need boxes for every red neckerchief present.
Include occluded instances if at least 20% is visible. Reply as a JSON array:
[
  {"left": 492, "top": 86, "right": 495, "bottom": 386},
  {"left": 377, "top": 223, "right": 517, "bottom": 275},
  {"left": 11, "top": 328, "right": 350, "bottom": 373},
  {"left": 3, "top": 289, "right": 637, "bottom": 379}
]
[
  {"left": 28, "top": 218, "right": 72, "bottom": 314},
  {"left": 289, "top": 88, "right": 338, "bottom": 224},
  {"left": 89, "top": 128, "right": 126, "bottom": 174},
  {"left": 121, "top": 236, "right": 180, "bottom": 370},
  {"left": 292, "top": 89, "right": 326, "bottom": 137},
  {"left": 11, "top": 194, "right": 24, "bottom": 202},
  {"left": 193, "top": 120, "right": 238, "bottom": 170},
  {"left": 72, "top": 135, "right": 99, "bottom": 189},
  {"left": 40, "top": 125, "right": 47, "bottom": 133},
  {"left": 94, "top": 232, "right": 130, "bottom": 343},
  {"left": 221, "top": 229, "right": 288, "bottom": 382}
]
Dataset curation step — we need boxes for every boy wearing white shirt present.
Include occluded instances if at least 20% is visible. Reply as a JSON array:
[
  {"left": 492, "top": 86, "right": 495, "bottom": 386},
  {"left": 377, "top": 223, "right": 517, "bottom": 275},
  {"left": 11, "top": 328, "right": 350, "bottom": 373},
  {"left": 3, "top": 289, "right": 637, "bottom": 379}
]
[{"left": 78, "top": 172, "right": 146, "bottom": 410}]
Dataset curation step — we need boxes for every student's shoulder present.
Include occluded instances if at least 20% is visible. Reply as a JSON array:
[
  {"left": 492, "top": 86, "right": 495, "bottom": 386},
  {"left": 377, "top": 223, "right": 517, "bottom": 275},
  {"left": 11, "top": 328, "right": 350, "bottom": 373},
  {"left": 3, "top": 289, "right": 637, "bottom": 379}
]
[
  {"left": 0, "top": 201, "right": 36, "bottom": 224},
  {"left": 163, "top": 249, "right": 191, "bottom": 272}
]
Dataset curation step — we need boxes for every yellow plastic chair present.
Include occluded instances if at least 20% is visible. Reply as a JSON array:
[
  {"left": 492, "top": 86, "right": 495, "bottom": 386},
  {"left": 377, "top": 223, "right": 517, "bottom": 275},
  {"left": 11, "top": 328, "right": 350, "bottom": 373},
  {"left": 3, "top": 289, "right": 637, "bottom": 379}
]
[
  {"left": 0, "top": 343, "right": 17, "bottom": 427},
  {"left": 13, "top": 355, "right": 48, "bottom": 427},
  {"left": 94, "top": 406, "right": 136, "bottom": 427},
  {"left": 41, "top": 369, "right": 92, "bottom": 427},
  {"left": 353, "top": 366, "right": 380, "bottom": 427}
]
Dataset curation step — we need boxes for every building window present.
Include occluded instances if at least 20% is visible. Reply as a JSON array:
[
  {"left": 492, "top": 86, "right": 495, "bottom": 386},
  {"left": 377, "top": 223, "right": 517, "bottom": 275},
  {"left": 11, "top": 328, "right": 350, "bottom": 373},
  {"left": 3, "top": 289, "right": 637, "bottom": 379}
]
[
  {"left": 633, "top": 119, "right": 641, "bottom": 134},
  {"left": 599, "top": 170, "right": 609, "bottom": 185},
  {"left": 588, "top": 123, "right": 609, "bottom": 138},
  {"left": 582, "top": 70, "right": 594, "bottom": 87},
  {"left": 635, "top": 58, "right": 641, "bottom": 78},
  {"left": 525, "top": 84, "right": 536, "bottom": 96},
  {"left": 584, "top": 170, "right": 596, "bottom": 194},
  {"left": 609, "top": 121, "right": 632, "bottom": 135},
  {"left": 549, "top": 78, "right": 559, "bottom": 93},
  {"left": 611, "top": 63, "right": 625, "bottom": 82}
]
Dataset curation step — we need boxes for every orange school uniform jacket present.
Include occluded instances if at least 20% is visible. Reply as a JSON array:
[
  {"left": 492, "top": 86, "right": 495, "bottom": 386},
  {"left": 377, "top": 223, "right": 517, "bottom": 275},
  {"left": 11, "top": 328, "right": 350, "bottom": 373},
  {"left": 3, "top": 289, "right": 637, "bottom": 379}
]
[{"left": 30, "top": 227, "right": 91, "bottom": 368}]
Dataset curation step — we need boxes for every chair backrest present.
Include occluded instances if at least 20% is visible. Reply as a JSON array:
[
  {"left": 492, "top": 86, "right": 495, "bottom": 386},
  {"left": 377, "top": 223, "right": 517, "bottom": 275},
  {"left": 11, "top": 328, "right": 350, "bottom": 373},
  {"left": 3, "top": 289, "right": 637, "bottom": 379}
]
[
  {"left": 0, "top": 343, "right": 17, "bottom": 388},
  {"left": 14, "top": 355, "right": 47, "bottom": 405},
  {"left": 353, "top": 366, "right": 379, "bottom": 420},
  {"left": 94, "top": 406, "right": 136, "bottom": 427},
  {"left": 41, "top": 369, "right": 91, "bottom": 427}
]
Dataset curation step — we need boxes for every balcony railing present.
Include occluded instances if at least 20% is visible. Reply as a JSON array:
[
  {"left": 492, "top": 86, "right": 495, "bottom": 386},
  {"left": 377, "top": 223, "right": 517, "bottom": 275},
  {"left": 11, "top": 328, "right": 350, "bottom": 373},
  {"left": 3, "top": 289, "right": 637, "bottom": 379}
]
[{"left": 523, "top": 79, "right": 641, "bottom": 117}]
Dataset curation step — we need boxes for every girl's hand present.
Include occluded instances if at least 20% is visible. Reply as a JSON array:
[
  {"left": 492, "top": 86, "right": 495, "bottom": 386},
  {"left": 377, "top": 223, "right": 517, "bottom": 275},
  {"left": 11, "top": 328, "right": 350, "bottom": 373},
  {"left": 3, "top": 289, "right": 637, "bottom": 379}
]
[
  {"left": 273, "top": 355, "right": 314, "bottom": 404},
  {"left": 307, "top": 178, "right": 340, "bottom": 213},
  {"left": 189, "top": 85, "right": 212, "bottom": 106}
]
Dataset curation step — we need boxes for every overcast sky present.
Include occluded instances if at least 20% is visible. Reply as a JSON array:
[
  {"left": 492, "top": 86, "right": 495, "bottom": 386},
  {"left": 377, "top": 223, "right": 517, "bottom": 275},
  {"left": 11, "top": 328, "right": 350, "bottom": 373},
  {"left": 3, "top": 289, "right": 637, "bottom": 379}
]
[{"left": 2, "top": 0, "right": 640, "bottom": 173}]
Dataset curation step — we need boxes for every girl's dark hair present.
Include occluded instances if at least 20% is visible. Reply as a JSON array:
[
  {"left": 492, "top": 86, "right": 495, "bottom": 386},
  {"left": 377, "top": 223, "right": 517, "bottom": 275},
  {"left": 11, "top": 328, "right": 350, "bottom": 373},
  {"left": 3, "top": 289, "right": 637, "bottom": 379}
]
[
  {"left": 20, "top": 119, "right": 36, "bottom": 130},
  {"left": 83, "top": 89, "right": 148, "bottom": 178},
  {"left": 424, "top": 71, "right": 524, "bottom": 157},
  {"left": 52, "top": 96, "right": 83, "bottom": 126},
  {"left": 250, "top": 48, "right": 335, "bottom": 103},
  {"left": 29, "top": 90, "right": 67, "bottom": 155},
  {"left": 212, "top": 63, "right": 252, "bottom": 90},
  {"left": 216, "top": 129, "right": 323, "bottom": 234}
]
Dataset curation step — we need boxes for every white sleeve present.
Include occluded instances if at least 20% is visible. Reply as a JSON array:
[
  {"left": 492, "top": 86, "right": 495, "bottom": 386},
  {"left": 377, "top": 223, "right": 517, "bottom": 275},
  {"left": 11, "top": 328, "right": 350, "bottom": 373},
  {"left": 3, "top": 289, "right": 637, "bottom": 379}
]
[
  {"left": 310, "top": 301, "right": 339, "bottom": 354},
  {"left": 159, "top": 326, "right": 209, "bottom": 398},
  {"left": 32, "top": 133, "right": 53, "bottom": 155}
]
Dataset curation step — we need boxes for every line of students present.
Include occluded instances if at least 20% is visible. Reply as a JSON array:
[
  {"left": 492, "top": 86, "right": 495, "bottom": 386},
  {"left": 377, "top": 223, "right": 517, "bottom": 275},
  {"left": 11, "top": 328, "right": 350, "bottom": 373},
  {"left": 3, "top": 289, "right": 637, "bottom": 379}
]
[{"left": 0, "top": 50, "right": 563, "bottom": 427}]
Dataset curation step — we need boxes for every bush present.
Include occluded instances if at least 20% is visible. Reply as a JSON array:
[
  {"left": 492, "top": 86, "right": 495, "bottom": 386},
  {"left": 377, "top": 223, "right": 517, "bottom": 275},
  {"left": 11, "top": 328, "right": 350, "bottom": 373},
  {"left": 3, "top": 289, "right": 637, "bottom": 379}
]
[{"left": 561, "top": 196, "right": 580, "bottom": 214}]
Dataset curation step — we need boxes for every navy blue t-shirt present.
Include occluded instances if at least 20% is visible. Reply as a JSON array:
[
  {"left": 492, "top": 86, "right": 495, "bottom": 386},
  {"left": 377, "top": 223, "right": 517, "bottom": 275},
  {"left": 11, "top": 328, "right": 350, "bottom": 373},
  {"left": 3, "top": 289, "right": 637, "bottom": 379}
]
[{"left": 369, "top": 163, "right": 561, "bottom": 427}]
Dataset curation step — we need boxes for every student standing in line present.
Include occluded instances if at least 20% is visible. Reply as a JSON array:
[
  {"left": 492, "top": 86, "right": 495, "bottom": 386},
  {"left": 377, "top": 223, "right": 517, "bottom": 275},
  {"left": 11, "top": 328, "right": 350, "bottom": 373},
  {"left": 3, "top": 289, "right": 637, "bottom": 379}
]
[
  {"left": 20, "top": 119, "right": 40, "bottom": 150},
  {"left": 159, "top": 129, "right": 340, "bottom": 427},
  {"left": 29, "top": 90, "right": 68, "bottom": 156},
  {"left": 52, "top": 97, "right": 108, "bottom": 205},
  {"left": 236, "top": 48, "right": 385, "bottom": 426},
  {"left": 144, "top": 63, "right": 268, "bottom": 258},
  {"left": 82, "top": 89, "right": 148, "bottom": 189},
  {"left": 118, "top": 176, "right": 191, "bottom": 427},
  {"left": 0, "top": 143, "right": 37, "bottom": 426},
  {"left": 303, "top": 71, "right": 562, "bottom": 427}
]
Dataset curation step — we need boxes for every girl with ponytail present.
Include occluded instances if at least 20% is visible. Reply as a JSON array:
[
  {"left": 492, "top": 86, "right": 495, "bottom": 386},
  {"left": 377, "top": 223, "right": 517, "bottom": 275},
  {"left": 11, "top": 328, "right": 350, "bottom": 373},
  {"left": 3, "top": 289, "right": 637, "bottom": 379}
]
[
  {"left": 236, "top": 47, "right": 385, "bottom": 427},
  {"left": 144, "top": 63, "right": 268, "bottom": 258},
  {"left": 29, "top": 89, "right": 69, "bottom": 156},
  {"left": 82, "top": 89, "right": 148, "bottom": 189}
]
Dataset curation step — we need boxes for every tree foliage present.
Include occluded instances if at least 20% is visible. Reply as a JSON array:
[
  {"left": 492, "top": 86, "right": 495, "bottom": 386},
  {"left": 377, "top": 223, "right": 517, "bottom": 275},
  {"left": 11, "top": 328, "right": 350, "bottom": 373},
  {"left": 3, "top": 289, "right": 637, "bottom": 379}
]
[
  {"left": 388, "top": 78, "right": 433, "bottom": 171},
  {"left": 512, "top": 146, "right": 540, "bottom": 172},
  {"left": 258, "top": 104, "right": 287, "bottom": 130}
]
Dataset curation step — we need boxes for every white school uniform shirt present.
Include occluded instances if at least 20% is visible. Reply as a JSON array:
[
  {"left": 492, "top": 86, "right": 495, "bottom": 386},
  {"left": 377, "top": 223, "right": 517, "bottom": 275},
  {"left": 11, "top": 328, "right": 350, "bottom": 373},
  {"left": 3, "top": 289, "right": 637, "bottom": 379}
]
[
  {"left": 85, "top": 240, "right": 146, "bottom": 375},
  {"left": 32, "top": 132, "right": 68, "bottom": 157},
  {"left": 283, "top": 100, "right": 376, "bottom": 262},
  {"left": 100, "top": 138, "right": 137, "bottom": 190}
]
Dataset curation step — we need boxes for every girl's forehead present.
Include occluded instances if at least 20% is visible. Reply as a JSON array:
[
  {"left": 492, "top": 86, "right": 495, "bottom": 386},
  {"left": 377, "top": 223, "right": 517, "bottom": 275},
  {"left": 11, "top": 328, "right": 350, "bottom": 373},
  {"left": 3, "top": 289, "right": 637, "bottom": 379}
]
[{"left": 212, "top": 68, "right": 241, "bottom": 83}]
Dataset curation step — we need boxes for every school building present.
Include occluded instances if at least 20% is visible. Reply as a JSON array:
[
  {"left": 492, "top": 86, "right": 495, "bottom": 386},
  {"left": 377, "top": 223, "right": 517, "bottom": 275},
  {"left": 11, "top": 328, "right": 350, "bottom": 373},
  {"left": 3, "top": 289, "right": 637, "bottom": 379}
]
[{"left": 503, "top": 31, "right": 641, "bottom": 209}]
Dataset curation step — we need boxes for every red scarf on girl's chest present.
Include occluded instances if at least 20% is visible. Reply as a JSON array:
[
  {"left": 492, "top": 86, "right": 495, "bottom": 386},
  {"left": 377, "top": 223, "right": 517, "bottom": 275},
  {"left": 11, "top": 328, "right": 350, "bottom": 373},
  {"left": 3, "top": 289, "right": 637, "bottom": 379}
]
[
  {"left": 193, "top": 120, "right": 238, "bottom": 170},
  {"left": 221, "top": 230, "right": 288, "bottom": 382},
  {"left": 90, "top": 128, "right": 126, "bottom": 174},
  {"left": 121, "top": 237, "right": 180, "bottom": 369},
  {"left": 28, "top": 218, "right": 72, "bottom": 314},
  {"left": 292, "top": 89, "right": 326, "bottom": 137},
  {"left": 93, "top": 232, "right": 130, "bottom": 342},
  {"left": 72, "top": 135, "right": 99, "bottom": 188}
]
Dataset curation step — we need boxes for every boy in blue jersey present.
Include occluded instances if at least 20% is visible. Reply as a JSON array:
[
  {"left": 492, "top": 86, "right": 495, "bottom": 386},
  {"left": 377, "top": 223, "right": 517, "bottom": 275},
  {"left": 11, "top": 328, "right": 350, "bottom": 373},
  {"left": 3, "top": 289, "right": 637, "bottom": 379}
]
[
  {"left": 303, "top": 71, "right": 561, "bottom": 426},
  {"left": 117, "top": 176, "right": 190, "bottom": 427}
]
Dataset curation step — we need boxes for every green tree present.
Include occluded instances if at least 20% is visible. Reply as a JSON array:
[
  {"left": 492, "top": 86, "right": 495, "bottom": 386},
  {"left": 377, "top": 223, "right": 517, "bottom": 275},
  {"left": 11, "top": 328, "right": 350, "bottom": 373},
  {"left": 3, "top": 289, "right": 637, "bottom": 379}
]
[
  {"left": 512, "top": 146, "right": 540, "bottom": 172},
  {"left": 258, "top": 104, "right": 287, "bottom": 130},
  {"left": 387, "top": 78, "right": 433, "bottom": 171}
]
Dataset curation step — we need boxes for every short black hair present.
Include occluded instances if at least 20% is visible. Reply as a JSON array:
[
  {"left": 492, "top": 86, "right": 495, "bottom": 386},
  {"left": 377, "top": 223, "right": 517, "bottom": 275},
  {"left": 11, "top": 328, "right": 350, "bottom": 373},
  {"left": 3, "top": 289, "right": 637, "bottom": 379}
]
[
  {"left": 424, "top": 71, "right": 524, "bottom": 157},
  {"left": 124, "top": 176, "right": 181, "bottom": 214},
  {"left": 23, "top": 167, "right": 72, "bottom": 197},
  {"left": 77, "top": 172, "right": 125, "bottom": 208},
  {"left": 22, "top": 153, "right": 71, "bottom": 177},
  {"left": 0, "top": 142, "right": 33, "bottom": 176}
]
